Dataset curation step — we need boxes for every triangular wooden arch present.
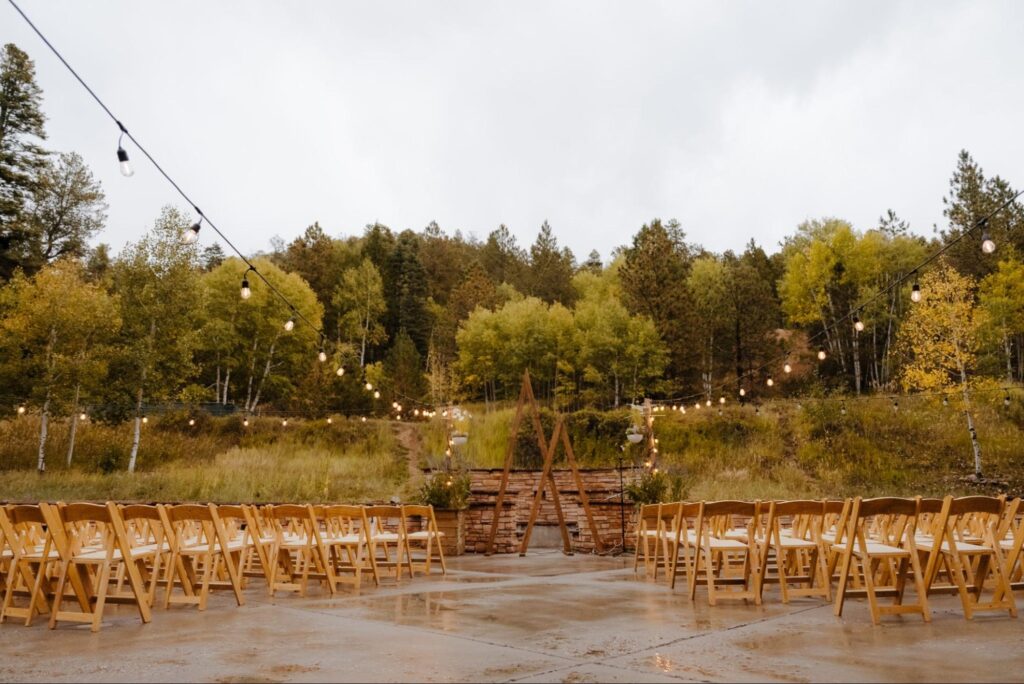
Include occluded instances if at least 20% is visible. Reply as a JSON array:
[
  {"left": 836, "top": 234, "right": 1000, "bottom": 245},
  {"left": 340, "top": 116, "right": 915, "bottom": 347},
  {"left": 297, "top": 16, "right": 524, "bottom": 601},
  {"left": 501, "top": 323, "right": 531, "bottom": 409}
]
[{"left": 484, "top": 370, "right": 605, "bottom": 556}]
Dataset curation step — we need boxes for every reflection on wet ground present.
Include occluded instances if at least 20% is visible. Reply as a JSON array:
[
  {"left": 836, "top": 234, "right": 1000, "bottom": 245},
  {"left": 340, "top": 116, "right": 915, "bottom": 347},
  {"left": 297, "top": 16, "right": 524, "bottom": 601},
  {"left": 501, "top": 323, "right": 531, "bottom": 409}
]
[{"left": 1, "top": 550, "right": 1021, "bottom": 682}]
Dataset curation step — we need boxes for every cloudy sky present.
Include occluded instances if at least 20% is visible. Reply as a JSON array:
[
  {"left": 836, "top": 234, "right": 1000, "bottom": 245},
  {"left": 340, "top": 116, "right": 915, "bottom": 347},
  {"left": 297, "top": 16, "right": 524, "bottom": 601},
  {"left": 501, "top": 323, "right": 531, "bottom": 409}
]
[{"left": 3, "top": 1, "right": 1023, "bottom": 261}]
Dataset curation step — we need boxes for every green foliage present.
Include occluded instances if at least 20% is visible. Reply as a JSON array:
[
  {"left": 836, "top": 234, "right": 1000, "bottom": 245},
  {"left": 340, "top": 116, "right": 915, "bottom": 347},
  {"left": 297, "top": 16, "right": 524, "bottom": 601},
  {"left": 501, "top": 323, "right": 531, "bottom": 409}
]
[
  {"left": 624, "top": 469, "right": 685, "bottom": 506},
  {"left": 418, "top": 471, "right": 471, "bottom": 510}
]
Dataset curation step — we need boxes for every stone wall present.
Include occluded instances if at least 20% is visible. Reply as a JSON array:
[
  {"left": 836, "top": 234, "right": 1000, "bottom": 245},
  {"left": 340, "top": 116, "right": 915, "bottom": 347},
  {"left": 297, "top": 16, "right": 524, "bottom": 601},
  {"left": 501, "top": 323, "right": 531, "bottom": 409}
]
[{"left": 455, "top": 468, "right": 637, "bottom": 554}]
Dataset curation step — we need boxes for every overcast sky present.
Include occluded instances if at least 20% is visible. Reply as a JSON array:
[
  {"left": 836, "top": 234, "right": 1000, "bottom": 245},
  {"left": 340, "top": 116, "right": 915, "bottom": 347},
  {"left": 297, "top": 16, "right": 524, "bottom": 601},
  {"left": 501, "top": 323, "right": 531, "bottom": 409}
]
[{"left": 3, "top": 1, "right": 1023, "bottom": 261}]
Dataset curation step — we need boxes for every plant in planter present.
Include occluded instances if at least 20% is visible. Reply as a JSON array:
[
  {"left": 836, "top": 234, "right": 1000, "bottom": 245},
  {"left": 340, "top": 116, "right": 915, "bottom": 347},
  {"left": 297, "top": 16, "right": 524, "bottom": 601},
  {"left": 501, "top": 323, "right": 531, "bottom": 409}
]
[
  {"left": 418, "top": 470, "right": 471, "bottom": 555},
  {"left": 624, "top": 468, "right": 687, "bottom": 506}
]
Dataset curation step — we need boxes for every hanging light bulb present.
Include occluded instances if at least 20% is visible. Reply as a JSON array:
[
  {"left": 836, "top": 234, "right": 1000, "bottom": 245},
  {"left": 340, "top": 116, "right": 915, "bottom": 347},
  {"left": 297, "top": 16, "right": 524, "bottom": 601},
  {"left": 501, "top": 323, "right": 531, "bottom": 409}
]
[
  {"left": 374, "top": 390, "right": 381, "bottom": 399},
  {"left": 739, "top": 388, "right": 746, "bottom": 397},
  {"left": 282, "top": 418, "right": 288, "bottom": 427},
  {"left": 892, "top": 399, "right": 899, "bottom": 412},
  {"left": 365, "top": 382, "right": 373, "bottom": 391},
  {"left": 79, "top": 412, "right": 87, "bottom": 421},
  {"left": 911, "top": 281, "right": 922, "bottom": 303},
  {"left": 188, "top": 418, "right": 196, "bottom": 426},
  {"left": 318, "top": 350, "right": 327, "bottom": 363},
  {"left": 181, "top": 219, "right": 201, "bottom": 245},
  {"left": 680, "top": 406, "right": 686, "bottom": 414},
  {"left": 695, "top": 402, "right": 701, "bottom": 410},
  {"left": 942, "top": 395, "right": 949, "bottom": 407},
  {"left": 284, "top": 317, "right": 295, "bottom": 332},
  {"left": 784, "top": 362, "right": 792, "bottom": 374},
  {"left": 336, "top": 366, "right": 345, "bottom": 377},
  {"left": 242, "top": 418, "right": 249, "bottom": 427},
  {"left": 981, "top": 225, "right": 996, "bottom": 254},
  {"left": 240, "top": 273, "right": 251, "bottom": 300},
  {"left": 840, "top": 402, "right": 847, "bottom": 416},
  {"left": 719, "top": 396, "right": 726, "bottom": 405},
  {"left": 117, "top": 144, "right": 134, "bottom": 177},
  {"left": 705, "top": 399, "right": 712, "bottom": 407},
  {"left": 361, "top": 416, "right": 367, "bottom": 422},
  {"left": 754, "top": 405, "right": 761, "bottom": 415},
  {"left": 142, "top": 416, "right": 149, "bottom": 424},
  {"left": 766, "top": 377, "right": 774, "bottom": 387},
  {"left": 817, "top": 349, "right": 827, "bottom": 361},
  {"left": 17, "top": 405, "right": 26, "bottom": 415},
  {"left": 853, "top": 315, "right": 864, "bottom": 332},
  {"left": 1004, "top": 393, "right": 1011, "bottom": 407},
  {"left": 327, "top": 417, "right": 333, "bottom": 425}
]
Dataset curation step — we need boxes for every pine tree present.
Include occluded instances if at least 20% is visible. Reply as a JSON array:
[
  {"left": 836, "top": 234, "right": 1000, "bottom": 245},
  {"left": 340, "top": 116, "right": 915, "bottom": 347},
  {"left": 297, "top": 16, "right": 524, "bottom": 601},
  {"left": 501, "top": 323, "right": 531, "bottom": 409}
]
[
  {"left": 385, "top": 230, "right": 431, "bottom": 355},
  {"left": 528, "top": 221, "right": 576, "bottom": 305},
  {"left": 0, "top": 43, "right": 49, "bottom": 280}
]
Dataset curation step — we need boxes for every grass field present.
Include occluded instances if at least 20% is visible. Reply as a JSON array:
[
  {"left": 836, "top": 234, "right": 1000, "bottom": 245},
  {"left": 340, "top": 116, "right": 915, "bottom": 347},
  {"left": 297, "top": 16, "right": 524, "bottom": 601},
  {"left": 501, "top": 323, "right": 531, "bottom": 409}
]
[{"left": 2, "top": 393, "right": 1021, "bottom": 503}]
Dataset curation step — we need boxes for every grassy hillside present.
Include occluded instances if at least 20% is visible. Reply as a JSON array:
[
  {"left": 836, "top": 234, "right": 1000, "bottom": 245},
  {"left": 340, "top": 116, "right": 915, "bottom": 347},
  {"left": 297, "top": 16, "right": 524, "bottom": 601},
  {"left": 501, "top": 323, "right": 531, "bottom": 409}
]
[
  {"left": 422, "top": 394, "right": 1024, "bottom": 499},
  {"left": 0, "top": 414, "right": 409, "bottom": 503}
]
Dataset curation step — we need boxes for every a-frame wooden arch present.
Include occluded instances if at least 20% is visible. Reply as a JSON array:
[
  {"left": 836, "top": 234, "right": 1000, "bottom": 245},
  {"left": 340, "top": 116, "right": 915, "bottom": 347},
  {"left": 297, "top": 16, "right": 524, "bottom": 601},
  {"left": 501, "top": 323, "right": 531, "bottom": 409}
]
[{"left": 484, "top": 370, "right": 605, "bottom": 556}]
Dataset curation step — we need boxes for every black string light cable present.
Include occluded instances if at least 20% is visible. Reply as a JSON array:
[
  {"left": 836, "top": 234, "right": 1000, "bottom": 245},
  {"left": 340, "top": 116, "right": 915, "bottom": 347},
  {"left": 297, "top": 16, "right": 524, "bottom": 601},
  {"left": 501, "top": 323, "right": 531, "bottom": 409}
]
[
  {"left": 654, "top": 186, "right": 1024, "bottom": 409},
  {"left": 6, "top": 0, "right": 327, "bottom": 346}
]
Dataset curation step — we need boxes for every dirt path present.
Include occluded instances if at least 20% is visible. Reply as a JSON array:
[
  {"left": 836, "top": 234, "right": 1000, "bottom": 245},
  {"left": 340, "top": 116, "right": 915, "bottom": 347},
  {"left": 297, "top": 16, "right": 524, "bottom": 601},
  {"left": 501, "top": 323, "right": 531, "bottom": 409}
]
[{"left": 393, "top": 422, "right": 425, "bottom": 485}]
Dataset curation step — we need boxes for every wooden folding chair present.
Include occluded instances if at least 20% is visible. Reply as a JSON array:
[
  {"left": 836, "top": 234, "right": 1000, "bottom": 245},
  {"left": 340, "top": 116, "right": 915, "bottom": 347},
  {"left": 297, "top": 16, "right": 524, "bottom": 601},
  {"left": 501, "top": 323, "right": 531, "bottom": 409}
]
[
  {"left": 41, "top": 502, "right": 152, "bottom": 632},
  {"left": 758, "top": 500, "right": 831, "bottom": 603},
  {"left": 833, "top": 497, "right": 930, "bottom": 624},
  {"left": 163, "top": 503, "right": 245, "bottom": 610},
  {"left": 266, "top": 504, "right": 337, "bottom": 597},
  {"left": 633, "top": 503, "right": 662, "bottom": 577},
  {"left": 320, "top": 504, "right": 379, "bottom": 589},
  {"left": 364, "top": 505, "right": 412, "bottom": 582},
  {"left": 690, "top": 501, "right": 762, "bottom": 605},
  {"left": 918, "top": 496, "right": 1016, "bottom": 619},
  {"left": 997, "top": 498, "right": 1023, "bottom": 592},
  {"left": 0, "top": 505, "right": 55, "bottom": 626},
  {"left": 212, "top": 504, "right": 268, "bottom": 592},
  {"left": 667, "top": 502, "right": 702, "bottom": 591},
  {"left": 402, "top": 505, "right": 447, "bottom": 577},
  {"left": 112, "top": 504, "right": 173, "bottom": 609}
]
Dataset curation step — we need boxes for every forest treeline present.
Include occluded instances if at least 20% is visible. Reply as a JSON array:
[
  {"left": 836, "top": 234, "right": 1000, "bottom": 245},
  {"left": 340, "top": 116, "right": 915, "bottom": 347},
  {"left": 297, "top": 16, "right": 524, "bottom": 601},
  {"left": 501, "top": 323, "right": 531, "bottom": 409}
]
[{"left": 3, "top": 42, "right": 1024, "bottom": 472}]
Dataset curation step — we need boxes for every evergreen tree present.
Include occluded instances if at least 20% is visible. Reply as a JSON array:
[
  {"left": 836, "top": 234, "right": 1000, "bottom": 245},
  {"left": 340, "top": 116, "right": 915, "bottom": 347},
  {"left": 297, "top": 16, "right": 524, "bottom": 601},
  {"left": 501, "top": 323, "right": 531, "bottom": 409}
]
[
  {"left": 0, "top": 43, "right": 49, "bottom": 280},
  {"left": 385, "top": 230, "right": 431, "bottom": 355},
  {"left": 201, "top": 242, "right": 226, "bottom": 272},
  {"left": 480, "top": 224, "right": 527, "bottom": 288},
  {"left": 528, "top": 221, "right": 576, "bottom": 305}
]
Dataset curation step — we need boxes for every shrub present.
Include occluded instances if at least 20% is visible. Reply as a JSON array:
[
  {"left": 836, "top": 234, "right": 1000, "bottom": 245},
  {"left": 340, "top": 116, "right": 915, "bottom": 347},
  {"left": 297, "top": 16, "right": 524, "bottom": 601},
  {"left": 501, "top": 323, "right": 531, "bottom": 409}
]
[{"left": 418, "top": 471, "right": 471, "bottom": 510}]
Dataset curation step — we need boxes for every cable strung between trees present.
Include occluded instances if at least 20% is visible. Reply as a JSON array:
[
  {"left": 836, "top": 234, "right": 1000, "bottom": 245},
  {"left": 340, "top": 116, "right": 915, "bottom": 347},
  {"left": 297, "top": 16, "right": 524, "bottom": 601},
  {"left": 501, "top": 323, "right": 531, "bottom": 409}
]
[{"left": 5, "top": 0, "right": 327, "bottom": 346}]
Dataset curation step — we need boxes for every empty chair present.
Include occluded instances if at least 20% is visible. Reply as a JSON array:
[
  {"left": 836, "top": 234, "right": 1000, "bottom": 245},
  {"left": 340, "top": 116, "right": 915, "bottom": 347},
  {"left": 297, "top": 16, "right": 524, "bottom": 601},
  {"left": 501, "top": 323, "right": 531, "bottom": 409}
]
[
  {"left": 320, "top": 505, "right": 379, "bottom": 589},
  {"left": 833, "top": 497, "right": 930, "bottom": 625},
  {"left": 163, "top": 503, "right": 245, "bottom": 610},
  {"left": 759, "top": 500, "right": 831, "bottom": 603},
  {"left": 364, "top": 505, "right": 412, "bottom": 582},
  {"left": 690, "top": 501, "right": 762, "bottom": 605},
  {"left": 266, "top": 504, "right": 336, "bottom": 597},
  {"left": 402, "top": 505, "right": 447, "bottom": 577},
  {"left": 0, "top": 504, "right": 55, "bottom": 626}
]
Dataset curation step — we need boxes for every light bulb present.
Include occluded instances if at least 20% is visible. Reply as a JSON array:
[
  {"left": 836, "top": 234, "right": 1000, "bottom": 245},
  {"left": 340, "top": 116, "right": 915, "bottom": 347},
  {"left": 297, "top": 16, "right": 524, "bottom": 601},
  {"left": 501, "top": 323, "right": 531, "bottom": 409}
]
[
  {"left": 892, "top": 401, "right": 899, "bottom": 412},
  {"left": 318, "top": 350, "right": 327, "bottom": 363},
  {"left": 767, "top": 377, "right": 774, "bottom": 387},
  {"left": 365, "top": 382, "right": 373, "bottom": 391},
  {"left": 706, "top": 399, "right": 711, "bottom": 407},
  {"left": 284, "top": 318, "right": 295, "bottom": 332},
  {"left": 142, "top": 416, "right": 148, "bottom": 424},
  {"left": 336, "top": 367, "right": 345, "bottom": 377},
  {"left": 188, "top": 418, "right": 195, "bottom": 426},
  {"left": 242, "top": 418, "right": 249, "bottom": 427},
  {"left": 79, "top": 413, "right": 87, "bottom": 421},
  {"left": 981, "top": 230, "right": 996, "bottom": 254},
  {"left": 17, "top": 405, "right": 26, "bottom": 415},
  {"left": 282, "top": 419, "right": 288, "bottom": 427},
  {"left": 784, "top": 363, "right": 792, "bottom": 374},
  {"left": 327, "top": 417, "right": 333, "bottom": 424},
  {"left": 755, "top": 406, "right": 760, "bottom": 415},
  {"left": 817, "top": 349, "right": 827, "bottom": 361},
  {"left": 117, "top": 146, "right": 134, "bottom": 177},
  {"left": 1004, "top": 394, "right": 1011, "bottom": 407},
  {"left": 240, "top": 278, "right": 251, "bottom": 300},
  {"left": 361, "top": 416, "right": 366, "bottom": 422},
  {"left": 719, "top": 396, "right": 726, "bottom": 404},
  {"left": 414, "top": 409, "right": 420, "bottom": 416},
  {"left": 739, "top": 388, "right": 746, "bottom": 397},
  {"left": 942, "top": 396, "right": 948, "bottom": 407},
  {"left": 841, "top": 403, "right": 847, "bottom": 416},
  {"left": 911, "top": 283, "right": 921, "bottom": 303},
  {"left": 853, "top": 316, "right": 864, "bottom": 332},
  {"left": 695, "top": 402, "right": 701, "bottom": 410},
  {"left": 681, "top": 406, "right": 686, "bottom": 414},
  {"left": 181, "top": 221, "right": 201, "bottom": 245},
  {"left": 392, "top": 402, "right": 398, "bottom": 409},
  {"left": 374, "top": 390, "right": 380, "bottom": 399}
]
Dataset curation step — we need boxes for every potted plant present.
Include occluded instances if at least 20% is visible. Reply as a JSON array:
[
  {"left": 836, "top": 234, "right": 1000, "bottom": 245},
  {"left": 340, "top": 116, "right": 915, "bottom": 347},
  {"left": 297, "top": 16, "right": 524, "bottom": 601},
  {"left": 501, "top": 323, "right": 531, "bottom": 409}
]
[{"left": 418, "top": 471, "right": 471, "bottom": 556}]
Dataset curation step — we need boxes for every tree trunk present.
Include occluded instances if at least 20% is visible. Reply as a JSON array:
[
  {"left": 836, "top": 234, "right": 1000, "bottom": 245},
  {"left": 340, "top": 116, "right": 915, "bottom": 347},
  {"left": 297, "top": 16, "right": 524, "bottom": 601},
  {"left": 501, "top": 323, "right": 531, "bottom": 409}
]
[
  {"left": 223, "top": 368, "right": 231, "bottom": 405},
  {"left": 955, "top": 339, "right": 983, "bottom": 478},
  {"left": 852, "top": 326, "right": 862, "bottom": 395},
  {"left": 250, "top": 336, "right": 279, "bottom": 413},
  {"left": 37, "top": 392, "right": 50, "bottom": 474},
  {"left": 1004, "top": 331, "right": 1013, "bottom": 383},
  {"left": 245, "top": 335, "right": 259, "bottom": 411},
  {"left": 66, "top": 384, "right": 81, "bottom": 467},
  {"left": 128, "top": 319, "right": 156, "bottom": 473},
  {"left": 215, "top": 364, "right": 221, "bottom": 404}
]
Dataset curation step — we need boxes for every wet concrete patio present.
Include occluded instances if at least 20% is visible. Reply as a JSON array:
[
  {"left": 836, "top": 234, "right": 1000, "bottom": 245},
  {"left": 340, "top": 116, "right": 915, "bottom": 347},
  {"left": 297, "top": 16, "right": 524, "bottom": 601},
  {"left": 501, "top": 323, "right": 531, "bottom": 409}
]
[{"left": 1, "top": 550, "right": 1021, "bottom": 683}]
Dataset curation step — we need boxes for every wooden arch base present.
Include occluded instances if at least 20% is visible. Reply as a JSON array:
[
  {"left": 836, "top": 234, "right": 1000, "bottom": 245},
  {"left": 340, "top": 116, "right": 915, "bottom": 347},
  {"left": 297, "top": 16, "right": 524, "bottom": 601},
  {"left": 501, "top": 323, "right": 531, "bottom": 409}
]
[{"left": 483, "top": 370, "right": 605, "bottom": 556}]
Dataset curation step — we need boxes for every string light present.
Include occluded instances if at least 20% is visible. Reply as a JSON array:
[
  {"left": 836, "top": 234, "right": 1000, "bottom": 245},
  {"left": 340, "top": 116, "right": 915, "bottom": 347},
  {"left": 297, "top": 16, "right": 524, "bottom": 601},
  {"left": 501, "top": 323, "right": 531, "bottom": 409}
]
[
  {"left": 188, "top": 418, "right": 195, "bottom": 426},
  {"left": 892, "top": 399, "right": 899, "bottom": 413},
  {"left": 116, "top": 135, "right": 133, "bottom": 177},
  {"left": 142, "top": 416, "right": 148, "bottom": 424},
  {"left": 911, "top": 281, "right": 922, "bottom": 303},
  {"left": 361, "top": 416, "right": 366, "bottom": 422},
  {"left": 840, "top": 401, "right": 847, "bottom": 416},
  {"left": 240, "top": 269, "right": 252, "bottom": 300},
  {"left": 79, "top": 412, "right": 87, "bottom": 421},
  {"left": 719, "top": 396, "right": 726, "bottom": 405},
  {"left": 1004, "top": 393, "right": 1011, "bottom": 408},
  {"left": 242, "top": 418, "right": 249, "bottom": 427},
  {"left": 817, "top": 349, "right": 827, "bottom": 361},
  {"left": 766, "top": 377, "right": 774, "bottom": 387},
  {"left": 373, "top": 390, "right": 381, "bottom": 399},
  {"left": 739, "top": 388, "right": 746, "bottom": 397},
  {"left": 695, "top": 402, "right": 701, "bottom": 410},
  {"left": 942, "top": 395, "right": 949, "bottom": 407},
  {"left": 318, "top": 349, "right": 327, "bottom": 363},
  {"left": 981, "top": 222, "right": 996, "bottom": 254},
  {"left": 282, "top": 418, "right": 288, "bottom": 427},
  {"left": 365, "top": 382, "right": 373, "bottom": 391},
  {"left": 17, "top": 405, "right": 26, "bottom": 415},
  {"left": 181, "top": 217, "right": 201, "bottom": 245},
  {"left": 284, "top": 316, "right": 295, "bottom": 332},
  {"left": 783, "top": 361, "right": 792, "bottom": 374},
  {"left": 327, "top": 417, "right": 333, "bottom": 424},
  {"left": 853, "top": 315, "right": 864, "bottom": 332},
  {"left": 705, "top": 399, "right": 711, "bottom": 407},
  {"left": 336, "top": 367, "right": 345, "bottom": 377}
]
